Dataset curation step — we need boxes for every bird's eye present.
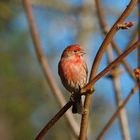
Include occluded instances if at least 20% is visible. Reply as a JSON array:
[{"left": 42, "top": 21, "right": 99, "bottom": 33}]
[{"left": 74, "top": 50, "right": 78, "bottom": 52}]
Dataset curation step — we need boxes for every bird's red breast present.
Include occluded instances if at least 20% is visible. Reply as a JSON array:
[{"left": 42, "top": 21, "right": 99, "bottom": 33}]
[{"left": 58, "top": 45, "right": 88, "bottom": 93}]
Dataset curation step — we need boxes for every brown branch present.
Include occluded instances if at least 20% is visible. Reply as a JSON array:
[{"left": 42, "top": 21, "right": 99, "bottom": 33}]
[
  {"left": 79, "top": 1, "right": 137, "bottom": 139},
  {"left": 22, "top": 0, "right": 79, "bottom": 138},
  {"left": 96, "top": 85, "right": 138, "bottom": 140},
  {"left": 96, "top": 1, "right": 131, "bottom": 139},
  {"left": 34, "top": 39, "right": 140, "bottom": 140}
]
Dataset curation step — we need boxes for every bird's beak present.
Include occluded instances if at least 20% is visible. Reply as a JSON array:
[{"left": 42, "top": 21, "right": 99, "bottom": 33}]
[{"left": 79, "top": 50, "right": 86, "bottom": 56}]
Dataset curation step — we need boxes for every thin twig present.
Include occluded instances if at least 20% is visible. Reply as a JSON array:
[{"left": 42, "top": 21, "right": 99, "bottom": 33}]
[
  {"left": 34, "top": 39, "right": 140, "bottom": 140},
  {"left": 96, "top": 85, "right": 138, "bottom": 140},
  {"left": 96, "top": 1, "right": 131, "bottom": 139},
  {"left": 79, "top": 1, "right": 137, "bottom": 139},
  {"left": 22, "top": 0, "right": 79, "bottom": 138}
]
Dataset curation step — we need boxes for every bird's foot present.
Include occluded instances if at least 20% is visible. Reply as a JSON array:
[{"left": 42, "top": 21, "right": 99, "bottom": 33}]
[{"left": 70, "top": 93, "right": 75, "bottom": 102}]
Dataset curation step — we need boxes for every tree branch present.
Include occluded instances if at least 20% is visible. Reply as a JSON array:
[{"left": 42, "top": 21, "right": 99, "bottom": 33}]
[{"left": 79, "top": 1, "right": 137, "bottom": 139}]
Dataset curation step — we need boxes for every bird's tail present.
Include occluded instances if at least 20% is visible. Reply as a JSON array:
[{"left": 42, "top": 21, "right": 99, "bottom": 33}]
[{"left": 72, "top": 96, "right": 83, "bottom": 114}]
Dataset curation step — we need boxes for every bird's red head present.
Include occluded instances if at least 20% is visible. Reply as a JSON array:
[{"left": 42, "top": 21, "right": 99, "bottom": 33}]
[
  {"left": 65, "top": 44, "right": 82, "bottom": 52},
  {"left": 62, "top": 44, "right": 85, "bottom": 58}
]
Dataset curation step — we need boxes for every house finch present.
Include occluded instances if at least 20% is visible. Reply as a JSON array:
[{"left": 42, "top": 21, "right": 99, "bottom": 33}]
[{"left": 58, "top": 44, "right": 88, "bottom": 114}]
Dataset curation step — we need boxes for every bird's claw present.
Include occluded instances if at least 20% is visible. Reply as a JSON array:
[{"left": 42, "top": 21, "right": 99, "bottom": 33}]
[{"left": 70, "top": 93, "right": 75, "bottom": 102}]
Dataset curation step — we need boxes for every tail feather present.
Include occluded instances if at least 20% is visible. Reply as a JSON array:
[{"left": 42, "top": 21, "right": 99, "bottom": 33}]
[{"left": 72, "top": 96, "right": 83, "bottom": 114}]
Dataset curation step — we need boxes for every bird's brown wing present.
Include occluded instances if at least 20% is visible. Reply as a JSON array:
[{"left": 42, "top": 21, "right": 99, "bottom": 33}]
[{"left": 83, "top": 61, "right": 88, "bottom": 82}]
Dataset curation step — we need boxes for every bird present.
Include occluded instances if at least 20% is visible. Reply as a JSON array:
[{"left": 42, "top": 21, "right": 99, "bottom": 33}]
[{"left": 58, "top": 44, "right": 88, "bottom": 114}]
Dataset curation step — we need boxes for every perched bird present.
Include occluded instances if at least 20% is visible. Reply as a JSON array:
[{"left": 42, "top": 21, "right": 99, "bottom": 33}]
[{"left": 58, "top": 44, "right": 88, "bottom": 114}]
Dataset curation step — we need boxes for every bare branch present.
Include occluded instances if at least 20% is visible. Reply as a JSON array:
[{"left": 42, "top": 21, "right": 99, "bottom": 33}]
[
  {"left": 79, "top": 1, "right": 137, "bottom": 139},
  {"left": 22, "top": 0, "right": 79, "bottom": 138}
]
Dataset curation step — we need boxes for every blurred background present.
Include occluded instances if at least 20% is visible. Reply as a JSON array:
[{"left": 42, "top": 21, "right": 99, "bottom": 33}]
[{"left": 0, "top": 0, "right": 139, "bottom": 140}]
